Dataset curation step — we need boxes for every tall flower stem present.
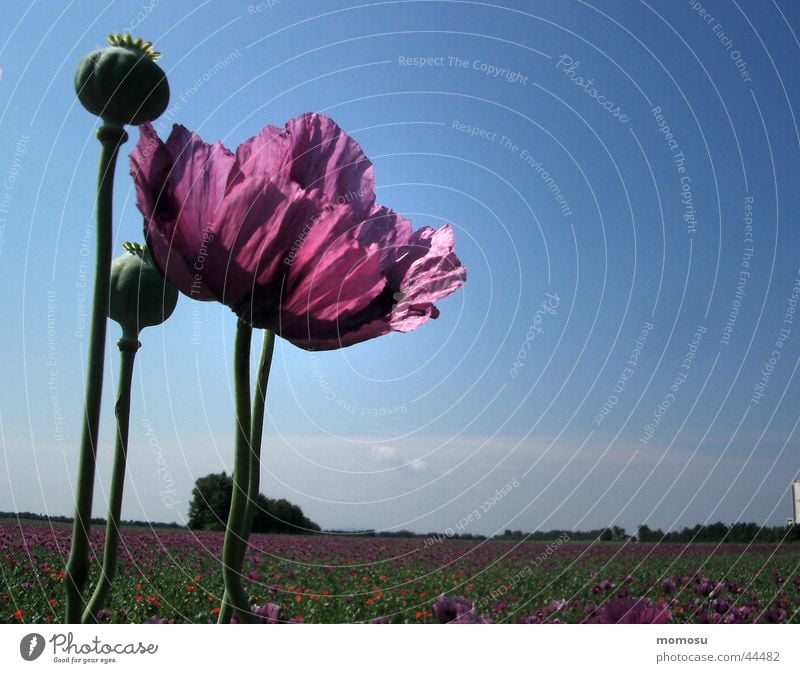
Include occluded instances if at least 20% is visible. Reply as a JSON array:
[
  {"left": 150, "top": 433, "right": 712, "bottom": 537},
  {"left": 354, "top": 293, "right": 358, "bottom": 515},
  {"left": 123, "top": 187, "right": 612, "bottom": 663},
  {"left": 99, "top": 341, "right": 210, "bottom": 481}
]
[
  {"left": 82, "top": 334, "right": 140, "bottom": 623},
  {"left": 218, "top": 320, "right": 255, "bottom": 623},
  {"left": 65, "top": 124, "right": 128, "bottom": 623},
  {"left": 218, "top": 329, "right": 275, "bottom": 625},
  {"left": 245, "top": 330, "right": 276, "bottom": 539}
]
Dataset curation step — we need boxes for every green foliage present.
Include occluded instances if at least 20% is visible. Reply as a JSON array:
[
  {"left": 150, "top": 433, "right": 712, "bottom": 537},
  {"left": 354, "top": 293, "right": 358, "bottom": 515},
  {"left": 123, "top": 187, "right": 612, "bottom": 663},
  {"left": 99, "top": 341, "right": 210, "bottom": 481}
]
[
  {"left": 637, "top": 521, "right": 800, "bottom": 544},
  {"left": 187, "top": 472, "right": 320, "bottom": 534}
]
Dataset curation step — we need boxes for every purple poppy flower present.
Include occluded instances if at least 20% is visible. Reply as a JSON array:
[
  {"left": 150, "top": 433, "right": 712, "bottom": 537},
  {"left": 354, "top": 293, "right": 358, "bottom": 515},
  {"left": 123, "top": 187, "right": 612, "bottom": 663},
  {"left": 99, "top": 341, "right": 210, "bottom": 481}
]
[
  {"left": 231, "top": 605, "right": 285, "bottom": 624},
  {"left": 432, "top": 594, "right": 491, "bottom": 623},
  {"left": 598, "top": 597, "right": 672, "bottom": 624},
  {"left": 764, "top": 600, "right": 790, "bottom": 623},
  {"left": 592, "top": 580, "right": 615, "bottom": 594},
  {"left": 713, "top": 597, "right": 731, "bottom": 615},
  {"left": 727, "top": 581, "right": 743, "bottom": 594},
  {"left": 251, "top": 602, "right": 283, "bottom": 623},
  {"left": 695, "top": 579, "right": 714, "bottom": 597},
  {"left": 491, "top": 600, "right": 510, "bottom": 615},
  {"left": 130, "top": 113, "right": 466, "bottom": 350},
  {"left": 433, "top": 594, "right": 474, "bottom": 623}
]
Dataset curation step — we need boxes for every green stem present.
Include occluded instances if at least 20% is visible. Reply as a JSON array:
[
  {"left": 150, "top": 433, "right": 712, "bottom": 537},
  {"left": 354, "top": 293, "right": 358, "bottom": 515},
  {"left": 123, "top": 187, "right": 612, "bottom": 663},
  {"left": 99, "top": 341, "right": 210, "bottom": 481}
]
[
  {"left": 82, "top": 334, "right": 140, "bottom": 623},
  {"left": 218, "top": 320, "right": 254, "bottom": 624},
  {"left": 218, "top": 329, "right": 275, "bottom": 625},
  {"left": 245, "top": 330, "right": 275, "bottom": 541},
  {"left": 65, "top": 124, "right": 128, "bottom": 624}
]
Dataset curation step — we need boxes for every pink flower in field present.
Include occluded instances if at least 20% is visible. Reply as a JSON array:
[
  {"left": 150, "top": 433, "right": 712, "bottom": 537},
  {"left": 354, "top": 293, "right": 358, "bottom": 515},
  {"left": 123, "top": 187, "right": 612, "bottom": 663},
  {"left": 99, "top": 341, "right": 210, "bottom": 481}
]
[{"left": 130, "top": 113, "right": 466, "bottom": 350}]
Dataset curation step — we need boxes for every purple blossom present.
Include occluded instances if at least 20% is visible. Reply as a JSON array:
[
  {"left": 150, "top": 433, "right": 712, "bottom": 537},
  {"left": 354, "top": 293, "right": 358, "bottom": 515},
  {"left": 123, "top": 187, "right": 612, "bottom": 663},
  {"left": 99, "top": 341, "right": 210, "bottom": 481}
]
[
  {"left": 433, "top": 594, "right": 492, "bottom": 624},
  {"left": 597, "top": 597, "right": 672, "bottom": 624},
  {"left": 491, "top": 600, "right": 510, "bottom": 615},
  {"left": 252, "top": 602, "right": 284, "bottom": 623},
  {"left": 131, "top": 114, "right": 466, "bottom": 350},
  {"left": 592, "top": 580, "right": 615, "bottom": 594}
]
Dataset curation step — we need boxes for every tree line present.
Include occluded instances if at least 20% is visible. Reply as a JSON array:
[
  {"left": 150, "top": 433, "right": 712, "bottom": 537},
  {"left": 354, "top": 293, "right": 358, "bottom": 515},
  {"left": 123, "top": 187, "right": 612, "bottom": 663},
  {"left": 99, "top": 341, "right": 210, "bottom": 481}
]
[
  {"left": 0, "top": 511, "right": 181, "bottom": 528},
  {"left": 637, "top": 522, "right": 800, "bottom": 544},
  {"left": 498, "top": 524, "right": 799, "bottom": 543},
  {"left": 187, "top": 472, "right": 320, "bottom": 534}
]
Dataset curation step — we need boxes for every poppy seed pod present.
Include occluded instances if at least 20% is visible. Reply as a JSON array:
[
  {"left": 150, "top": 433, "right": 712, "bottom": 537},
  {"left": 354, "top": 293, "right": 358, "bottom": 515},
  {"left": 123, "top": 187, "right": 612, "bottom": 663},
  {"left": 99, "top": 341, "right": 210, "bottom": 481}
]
[
  {"left": 75, "top": 34, "right": 169, "bottom": 126},
  {"left": 108, "top": 242, "right": 179, "bottom": 337}
]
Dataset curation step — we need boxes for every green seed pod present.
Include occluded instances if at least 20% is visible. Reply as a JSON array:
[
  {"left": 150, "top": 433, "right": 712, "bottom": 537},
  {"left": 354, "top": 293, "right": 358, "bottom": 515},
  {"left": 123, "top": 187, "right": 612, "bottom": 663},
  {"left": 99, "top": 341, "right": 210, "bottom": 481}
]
[
  {"left": 75, "top": 34, "right": 169, "bottom": 126},
  {"left": 109, "top": 242, "right": 179, "bottom": 337}
]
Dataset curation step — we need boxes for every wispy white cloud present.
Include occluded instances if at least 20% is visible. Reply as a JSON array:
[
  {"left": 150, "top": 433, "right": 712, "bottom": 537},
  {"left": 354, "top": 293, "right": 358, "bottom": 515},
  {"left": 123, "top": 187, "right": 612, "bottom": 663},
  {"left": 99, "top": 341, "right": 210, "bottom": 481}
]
[
  {"left": 369, "top": 444, "right": 428, "bottom": 474},
  {"left": 370, "top": 445, "right": 398, "bottom": 460}
]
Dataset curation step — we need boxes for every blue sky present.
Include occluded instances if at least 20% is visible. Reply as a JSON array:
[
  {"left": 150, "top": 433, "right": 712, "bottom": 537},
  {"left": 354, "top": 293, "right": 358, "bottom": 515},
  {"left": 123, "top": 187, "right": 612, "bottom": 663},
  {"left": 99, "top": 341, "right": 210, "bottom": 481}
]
[{"left": 0, "top": 0, "right": 799, "bottom": 536}]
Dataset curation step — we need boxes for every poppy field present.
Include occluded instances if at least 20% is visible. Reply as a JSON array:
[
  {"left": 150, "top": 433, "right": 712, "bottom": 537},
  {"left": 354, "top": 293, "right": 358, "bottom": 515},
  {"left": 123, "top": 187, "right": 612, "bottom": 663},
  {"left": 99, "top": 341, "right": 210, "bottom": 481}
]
[{"left": 2, "top": 521, "right": 798, "bottom": 624}]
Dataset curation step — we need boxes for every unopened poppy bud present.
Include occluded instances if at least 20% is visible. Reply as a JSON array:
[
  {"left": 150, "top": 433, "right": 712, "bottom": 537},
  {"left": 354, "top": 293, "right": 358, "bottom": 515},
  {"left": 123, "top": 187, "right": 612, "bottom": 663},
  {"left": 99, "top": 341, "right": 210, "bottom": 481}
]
[
  {"left": 109, "top": 242, "right": 178, "bottom": 337},
  {"left": 75, "top": 34, "right": 169, "bottom": 127}
]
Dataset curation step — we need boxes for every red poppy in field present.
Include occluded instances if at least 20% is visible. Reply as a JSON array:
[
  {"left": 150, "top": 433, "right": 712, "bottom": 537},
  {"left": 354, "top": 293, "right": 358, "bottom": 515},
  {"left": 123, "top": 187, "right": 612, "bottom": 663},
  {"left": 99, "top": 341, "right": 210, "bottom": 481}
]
[{"left": 130, "top": 113, "right": 466, "bottom": 350}]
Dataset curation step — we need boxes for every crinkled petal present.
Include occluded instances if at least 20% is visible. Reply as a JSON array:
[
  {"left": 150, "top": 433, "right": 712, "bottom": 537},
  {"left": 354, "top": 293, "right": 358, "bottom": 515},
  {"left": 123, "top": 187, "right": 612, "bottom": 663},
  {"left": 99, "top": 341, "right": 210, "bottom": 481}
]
[
  {"left": 268, "top": 205, "right": 391, "bottom": 347},
  {"left": 131, "top": 123, "right": 235, "bottom": 301},
  {"left": 279, "top": 309, "right": 393, "bottom": 351},
  {"left": 130, "top": 123, "right": 172, "bottom": 228},
  {"left": 283, "top": 236, "right": 385, "bottom": 322},
  {"left": 278, "top": 210, "right": 464, "bottom": 348},
  {"left": 231, "top": 114, "right": 374, "bottom": 217},
  {"left": 210, "top": 177, "right": 307, "bottom": 314},
  {"left": 284, "top": 113, "right": 375, "bottom": 216},
  {"left": 356, "top": 206, "right": 416, "bottom": 286},
  {"left": 131, "top": 123, "right": 201, "bottom": 296},
  {"left": 163, "top": 124, "right": 234, "bottom": 232},
  {"left": 230, "top": 123, "right": 288, "bottom": 190},
  {"left": 390, "top": 224, "right": 466, "bottom": 332}
]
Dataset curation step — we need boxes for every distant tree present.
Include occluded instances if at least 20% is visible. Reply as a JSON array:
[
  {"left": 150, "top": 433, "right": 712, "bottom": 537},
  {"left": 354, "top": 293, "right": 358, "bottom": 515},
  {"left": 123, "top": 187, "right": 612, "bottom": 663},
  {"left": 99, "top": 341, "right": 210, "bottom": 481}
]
[
  {"left": 187, "top": 472, "right": 233, "bottom": 531},
  {"left": 187, "top": 472, "right": 319, "bottom": 533}
]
